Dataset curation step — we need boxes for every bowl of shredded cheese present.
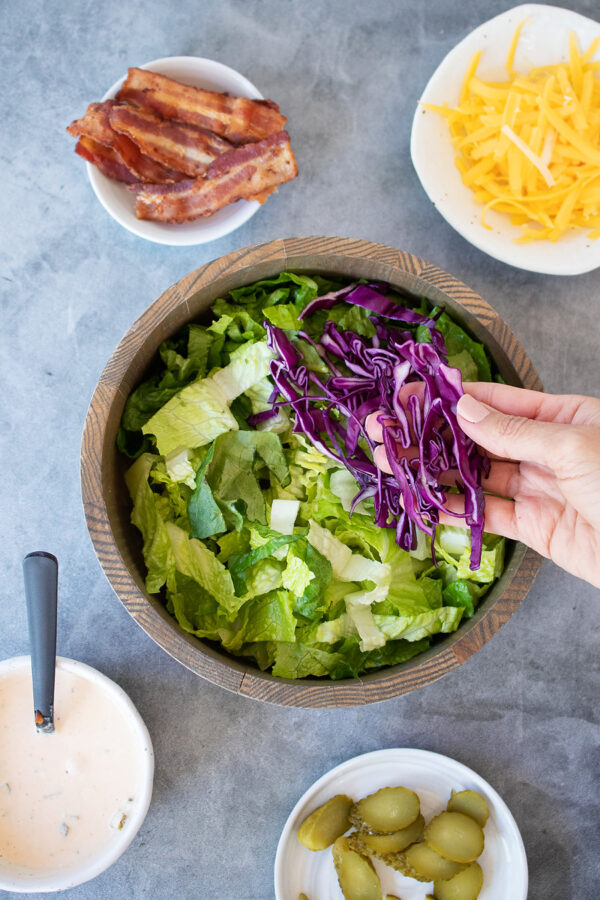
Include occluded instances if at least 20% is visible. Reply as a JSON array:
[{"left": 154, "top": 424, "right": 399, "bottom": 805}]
[{"left": 411, "top": 4, "right": 600, "bottom": 275}]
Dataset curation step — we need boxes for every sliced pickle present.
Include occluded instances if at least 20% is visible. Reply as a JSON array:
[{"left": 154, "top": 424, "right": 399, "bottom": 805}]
[
  {"left": 347, "top": 832, "right": 420, "bottom": 875},
  {"left": 381, "top": 850, "right": 428, "bottom": 883},
  {"left": 404, "top": 841, "right": 467, "bottom": 882},
  {"left": 386, "top": 896, "right": 403, "bottom": 900},
  {"left": 447, "top": 790, "right": 489, "bottom": 828},
  {"left": 332, "top": 837, "right": 383, "bottom": 900},
  {"left": 351, "top": 786, "right": 420, "bottom": 833},
  {"left": 299, "top": 895, "right": 309, "bottom": 900},
  {"left": 297, "top": 794, "right": 353, "bottom": 851},
  {"left": 424, "top": 812, "right": 484, "bottom": 863},
  {"left": 352, "top": 814, "right": 425, "bottom": 856},
  {"left": 433, "top": 862, "right": 484, "bottom": 899}
]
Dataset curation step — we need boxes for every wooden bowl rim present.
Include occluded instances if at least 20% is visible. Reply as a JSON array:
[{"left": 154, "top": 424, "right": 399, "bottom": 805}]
[{"left": 81, "top": 236, "right": 542, "bottom": 708}]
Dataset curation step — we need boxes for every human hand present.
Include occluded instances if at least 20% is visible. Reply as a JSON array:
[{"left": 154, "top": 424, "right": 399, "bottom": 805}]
[{"left": 366, "top": 382, "right": 600, "bottom": 588}]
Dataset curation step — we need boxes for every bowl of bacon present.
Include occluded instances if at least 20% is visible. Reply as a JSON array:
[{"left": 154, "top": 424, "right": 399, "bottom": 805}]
[{"left": 66, "top": 56, "right": 298, "bottom": 245}]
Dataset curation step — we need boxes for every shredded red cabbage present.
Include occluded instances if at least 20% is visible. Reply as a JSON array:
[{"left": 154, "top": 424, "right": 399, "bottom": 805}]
[{"left": 257, "top": 282, "right": 489, "bottom": 570}]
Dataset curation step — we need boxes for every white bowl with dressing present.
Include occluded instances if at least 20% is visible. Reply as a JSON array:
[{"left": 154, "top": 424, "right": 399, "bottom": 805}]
[{"left": 0, "top": 656, "right": 154, "bottom": 893}]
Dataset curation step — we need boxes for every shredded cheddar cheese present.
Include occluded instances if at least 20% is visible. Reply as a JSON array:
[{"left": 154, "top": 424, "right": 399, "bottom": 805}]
[{"left": 423, "top": 22, "right": 600, "bottom": 242}]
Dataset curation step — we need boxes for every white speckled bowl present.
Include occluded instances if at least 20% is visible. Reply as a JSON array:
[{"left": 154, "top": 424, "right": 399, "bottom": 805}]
[
  {"left": 0, "top": 656, "right": 154, "bottom": 893},
  {"left": 411, "top": 4, "right": 600, "bottom": 275}
]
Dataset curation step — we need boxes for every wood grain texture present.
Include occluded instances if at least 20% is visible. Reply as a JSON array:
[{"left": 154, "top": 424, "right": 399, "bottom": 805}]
[{"left": 81, "top": 237, "right": 543, "bottom": 708}]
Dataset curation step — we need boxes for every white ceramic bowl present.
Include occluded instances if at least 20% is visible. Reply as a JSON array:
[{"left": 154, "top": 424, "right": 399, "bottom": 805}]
[
  {"left": 411, "top": 4, "right": 600, "bottom": 275},
  {"left": 0, "top": 656, "right": 154, "bottom": 893},
  {"left": 275, "top": 748, "right": 528, "bottom": 900},
  {"left": 86, "top": 56, "right": 266, "bottom": 245}
]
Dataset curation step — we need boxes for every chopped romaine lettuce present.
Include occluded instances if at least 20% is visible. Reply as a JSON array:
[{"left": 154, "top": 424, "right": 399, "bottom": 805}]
[
  {"left": 142, "top": 341, "right": 273, "bottom": 456},
  {"left": 121, "top": 272, "right": 506, "bottom": 680},
  {"left": 270, "top": 499, "right": 300, "bottom": 534}
]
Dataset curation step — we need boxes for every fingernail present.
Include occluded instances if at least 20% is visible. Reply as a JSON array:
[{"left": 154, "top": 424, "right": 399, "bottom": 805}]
[{"left": 457, "top": 394, "right": 491, "bottom": 424}]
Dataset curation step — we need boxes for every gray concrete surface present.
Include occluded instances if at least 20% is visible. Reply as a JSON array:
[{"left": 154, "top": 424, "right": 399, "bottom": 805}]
[{"left": 1, "top": 1, "right": 599, "bottom": 897}]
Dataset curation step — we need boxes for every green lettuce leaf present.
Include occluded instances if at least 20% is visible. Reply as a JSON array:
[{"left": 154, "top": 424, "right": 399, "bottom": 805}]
[
  {"left": 434, "top": 312, "right": 492, "bottom": 381},
  {"left": 285, "top": 541, "right": 332, "bottom": 622},
  {"left": 125, "top": 453, "right": 174, "bottom": 593},
  {"left": 187, "top": 444, "right": 226, "bottom": 540},
  {"left": 362, "top": 637, "right": 431, "bottom": 670},
  {"left": 446, "top": 349, "right": 479, "bottom": 383},
  {"left": 217, "top": 529, "right": 250, "bottom": 562},
  {"left": 207, "top": 431, "right": 289, "bottom": 525},
  {"left": 346, "top": 601, "right": 386, "bottom": 651},
  {"left": 211, "top": 341, "right": 274, "bottom": 402},
  {"left": 442, "top": 580, "right": 486, "bottom": 618},
  {"left": 263, "top": 304, "right": 303, "bottom": 330},
  {"left": 142, "top": 379, "right": 238, "bottom": 456},
  {"left": 209, "top": 299, "right": 266, "bottom": 344},
  {"left": 228, "top": 271, "right": 324, "bottom": 314},
  {"left": 435, "top": 526, "right": 505, "bottom": 584},
  {"left": 375, "top": 607, "right": 464, "bottom": 641},
  {"left": 419, "top": 576, "right": 444, "bottom": 609},
  {"left": 166, "top": 571, "right": 224, "bottom": 637},
  {"left": 149, "top": 457, "right": 193, "bottom": 519},
  {"left": 142, "top": 341, "right": 273, "bottom": 456},
  {"left": 315, "top": 613, "right": 353, "bottom": 644},
  {"left": 228, "top": 531, "right": 305, "bottom": 595},
  {"left": 186, "top": 325, "right": 214, "bottom": 376},
  {"left": 236, "top": 641, "right": 277, "bottom": 671},
  {"left": 272, "top": 642, "right": 345, "bottom": 679},
  {"left": 222, "top": 589, "right": 297, "bottom": 652},
  {"left": 166, "top": 522, "right": 242, "bottom": 617},
  {"left": 117, "top": 325, "right": 217, "bottom": 458},
  {"left": 245, "top": 558, "right": 284, "bottom": 596},
  {"left": 244, "top": 377, "right": 291, "bottom": 434},
  {"left": 376, "top": 534, "right": 433, "bottom": 615},
  {"left": 328, "top": 303, "right": 376, "bottom": 338},
  {"left": 307, "top": 520, "right": 389, "bottom": 583}
]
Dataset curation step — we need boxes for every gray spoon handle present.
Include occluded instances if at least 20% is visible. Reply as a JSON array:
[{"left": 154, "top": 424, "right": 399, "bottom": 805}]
[{"left": 23, "top": 551, "right": 58, "bottom": 733}]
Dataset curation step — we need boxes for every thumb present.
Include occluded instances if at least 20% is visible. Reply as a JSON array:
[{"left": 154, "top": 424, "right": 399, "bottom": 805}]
[{"left": 456, "top": 393, "right": 568, "bottom": 467}]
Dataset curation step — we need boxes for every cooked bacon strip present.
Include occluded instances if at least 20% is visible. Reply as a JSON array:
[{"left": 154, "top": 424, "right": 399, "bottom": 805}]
[
  {"left": 67, "top": 100, "right": 188, "bottom": 183},
  {"left": 75, "top": 137, "right": 139, "bottom": 184},
  {"left": 117, "top": 68, "right": 287, "bottom": 144},
  {"left": 131, "top": 131, "right": 297, "bottom": 223},
  {"left": 253, "top": 187, "right": 277, "bottom": 204},
  {"left": 67, "top": 101, "right": 119, "bottom": 146},
  {"left": 108, "top": 104, "right": 231, "bottom": 177},
  {"left": 110, "top": 130, "right": 188, "bottom": 183}
]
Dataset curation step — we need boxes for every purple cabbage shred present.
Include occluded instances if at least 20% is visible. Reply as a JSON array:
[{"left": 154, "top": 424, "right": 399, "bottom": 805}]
[{"left": 257, "top": 282, "right": 489, "bottom": 570}]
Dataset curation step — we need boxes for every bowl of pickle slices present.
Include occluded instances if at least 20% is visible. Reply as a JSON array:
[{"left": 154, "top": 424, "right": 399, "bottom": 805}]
[{"left": 274, "top": 748, "right": 527, "bottom": 899}]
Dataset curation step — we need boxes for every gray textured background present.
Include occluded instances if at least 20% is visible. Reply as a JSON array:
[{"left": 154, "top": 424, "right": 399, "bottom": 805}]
[{"left": 1, "top": 1, "right": 599, "bottom": 897}]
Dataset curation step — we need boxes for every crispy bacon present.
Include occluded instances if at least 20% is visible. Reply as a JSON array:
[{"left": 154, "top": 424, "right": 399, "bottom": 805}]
[
  {"left": 131, "top": 130, "right": 297, "bottom": 223},
  {"left": 110, "top": 130, "right": 188, "bottom": 183},
  {"left": 75, "top": 137, "right": 139, "bottom": 184},
  {"left": 108, "top": 104, "right": 231, "bottom": 177},
  {"left": 116, "top": 68, "right": 287, "bottom": 144},
  {"left": 67, "top": 101, "right": 118, "bottom": 146},
  {"left": 67, "top": 100, "right": 188, "bottom": 183},
  {"left": 253, "top": 187, "right": 277, "bottom": 204}
]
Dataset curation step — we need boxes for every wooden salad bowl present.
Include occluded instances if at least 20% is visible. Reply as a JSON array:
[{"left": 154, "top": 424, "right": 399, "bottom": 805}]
[{"left": 81, "top": 236, "right": 543, "bottom": 708}]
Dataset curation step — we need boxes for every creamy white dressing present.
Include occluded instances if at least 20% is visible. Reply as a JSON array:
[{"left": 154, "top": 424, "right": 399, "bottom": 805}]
[{"left": 0, "top": 660, "right": 151, "bottom": 876}]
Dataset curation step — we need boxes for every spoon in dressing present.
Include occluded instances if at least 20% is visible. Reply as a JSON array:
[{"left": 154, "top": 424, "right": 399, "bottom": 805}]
[{"left": 23, "top": 551, "right": 58, "bottom": 733}]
